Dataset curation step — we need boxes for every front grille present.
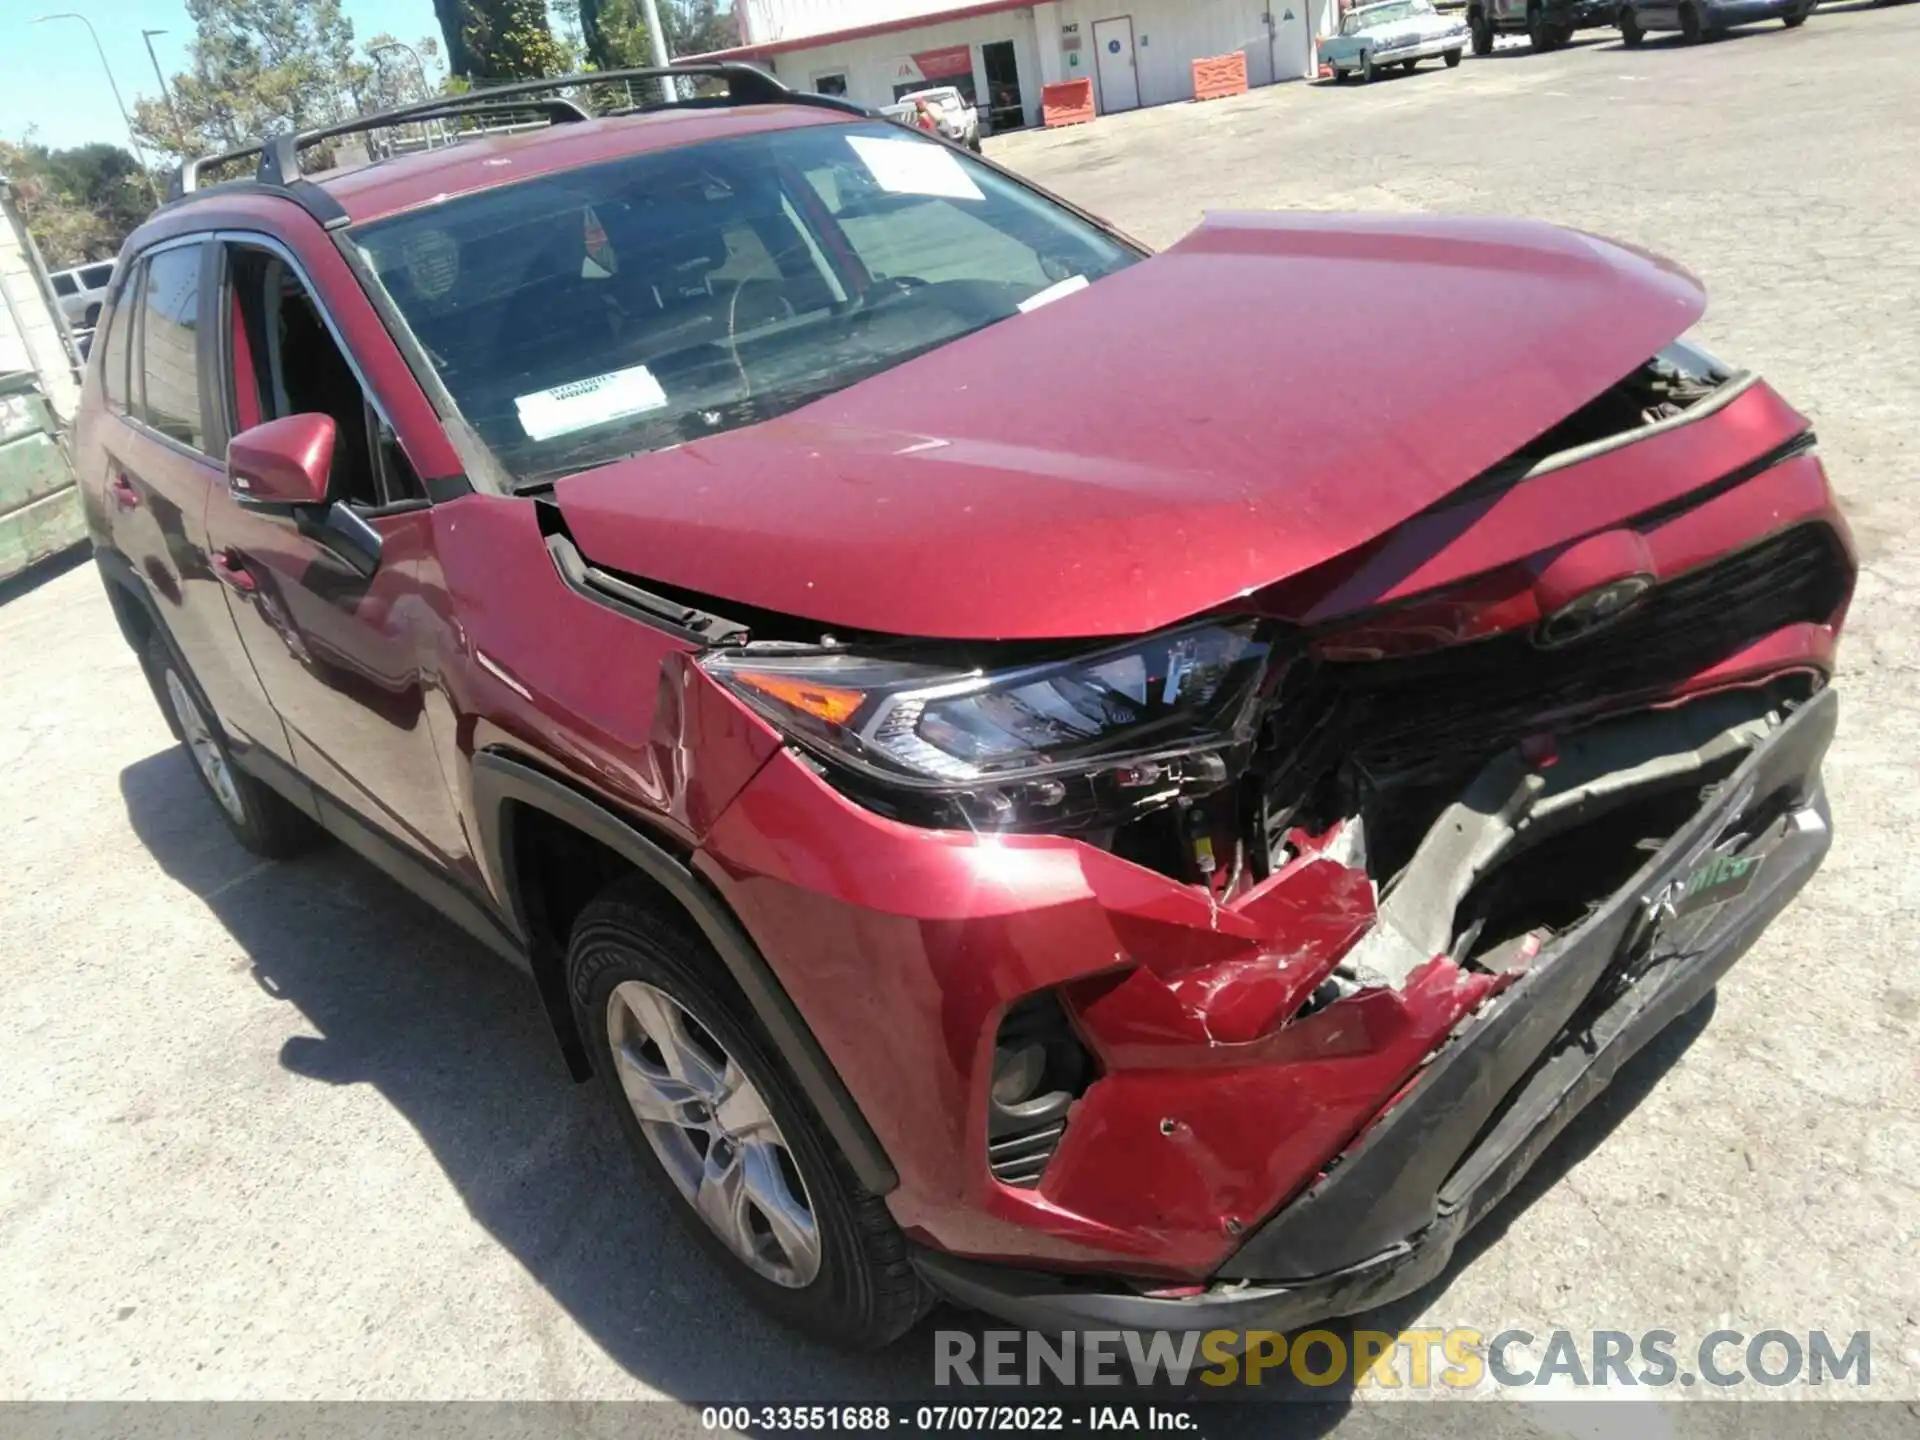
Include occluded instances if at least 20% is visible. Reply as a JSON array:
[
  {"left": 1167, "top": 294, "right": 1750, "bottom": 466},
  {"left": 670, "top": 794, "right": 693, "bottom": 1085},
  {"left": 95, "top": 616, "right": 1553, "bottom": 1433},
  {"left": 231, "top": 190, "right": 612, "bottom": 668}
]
[{"left": 1303, "top": 524, "right": 1847, "bottom": 782}]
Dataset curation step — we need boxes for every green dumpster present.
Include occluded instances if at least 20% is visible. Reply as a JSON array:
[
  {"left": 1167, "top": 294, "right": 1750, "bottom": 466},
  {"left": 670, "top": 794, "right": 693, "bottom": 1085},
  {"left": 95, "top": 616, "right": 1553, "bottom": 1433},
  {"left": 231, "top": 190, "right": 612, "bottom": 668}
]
[{"left": 0, "top": 370, "right": 83, "bottom": 579}]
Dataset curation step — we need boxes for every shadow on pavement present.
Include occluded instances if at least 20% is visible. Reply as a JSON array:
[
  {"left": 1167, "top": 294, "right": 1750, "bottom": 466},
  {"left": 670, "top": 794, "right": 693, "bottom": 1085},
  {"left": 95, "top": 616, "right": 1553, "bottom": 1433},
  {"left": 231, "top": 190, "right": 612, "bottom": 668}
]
[
  {"left": 120, "top": 741, "right": 1709, "bottom": 1424},
  {"left": 0, "top": 543, "right": 88, "bottom": 610}
]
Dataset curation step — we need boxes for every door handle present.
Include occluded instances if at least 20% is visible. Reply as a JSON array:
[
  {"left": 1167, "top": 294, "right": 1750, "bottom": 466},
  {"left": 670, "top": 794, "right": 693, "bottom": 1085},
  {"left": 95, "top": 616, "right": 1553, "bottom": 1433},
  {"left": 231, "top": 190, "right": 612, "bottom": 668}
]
[
  {"left": 213, "top": 548, "right": 258, "bottom": 594},
  {"left": 108, "top": 473, "right": 140, "bottom": 511}
]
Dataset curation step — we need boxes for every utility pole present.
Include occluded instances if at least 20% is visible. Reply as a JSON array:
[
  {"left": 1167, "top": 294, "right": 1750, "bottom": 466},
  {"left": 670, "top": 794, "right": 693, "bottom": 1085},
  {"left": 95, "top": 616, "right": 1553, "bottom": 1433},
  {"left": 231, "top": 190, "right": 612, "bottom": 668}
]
[
  {"left": 32, "top": 12, "right": 162, "bottom": 204},
  {"left": 640, "top": 0, "right": 678, "bottom": 103},
  {"left": 139, "top": 29, "right": 187, "bottom": 158}
]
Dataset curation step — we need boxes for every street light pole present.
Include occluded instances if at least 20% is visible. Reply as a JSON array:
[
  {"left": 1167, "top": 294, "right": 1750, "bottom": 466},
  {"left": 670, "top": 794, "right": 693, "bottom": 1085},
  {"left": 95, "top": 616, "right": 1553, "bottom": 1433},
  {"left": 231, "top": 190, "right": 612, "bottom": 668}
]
[
  {"left": 368, "top": 40, "right": 449, "bottom": 148},
  {"left": 139, "top": 29, "right": 187, "bottom": 157},
  {"left": 640, "top": 0, "right": 678, "bottom": 103},
  {"left": 31, "top": 12, "right": 162, "bottom": 205}
]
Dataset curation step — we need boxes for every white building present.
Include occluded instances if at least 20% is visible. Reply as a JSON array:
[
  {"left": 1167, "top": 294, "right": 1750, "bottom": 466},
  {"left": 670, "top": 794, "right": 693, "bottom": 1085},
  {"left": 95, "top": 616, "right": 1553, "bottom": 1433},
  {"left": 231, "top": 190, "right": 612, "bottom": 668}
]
[{"left": 693, "top": 0, "right": 1341, "bottom": 134}]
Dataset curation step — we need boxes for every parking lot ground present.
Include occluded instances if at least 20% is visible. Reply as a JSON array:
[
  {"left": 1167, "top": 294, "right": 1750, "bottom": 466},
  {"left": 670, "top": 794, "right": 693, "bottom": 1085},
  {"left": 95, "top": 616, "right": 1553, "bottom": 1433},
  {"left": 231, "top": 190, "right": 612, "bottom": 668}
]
[{"left": 2, "top": 2, "right": 1917, "bottom": 1422}]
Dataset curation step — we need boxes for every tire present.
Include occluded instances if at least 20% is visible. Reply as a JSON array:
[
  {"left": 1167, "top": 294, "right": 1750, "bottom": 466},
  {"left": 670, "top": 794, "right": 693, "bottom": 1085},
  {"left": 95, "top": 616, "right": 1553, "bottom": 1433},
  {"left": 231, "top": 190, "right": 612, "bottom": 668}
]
[
  {"left": 1359, "top": 50, "right": 1375, "bottom": 80},
  {"left": 1528, "top": 3, "right": 1556, "bottom": 47},
  {"left": 1680, "top": 2, "right": 1704, "bottom": 39},
  {"left": 1445, "top": 45, "right": 1465, "bottom": 64},
  {"left": 1470, "top": 8, "right": 1495, "bottom": 52},
  {"left": 1781, "top": 5, "right": 1807, "bottom": 22},
  {"left": 144, "top": 631, "right": 321, "bottom": 858},
  {"left": 568, "top": 879, "right": 931, "bottom": 1350},
  {"left": 1401, "top": 57, "right": 1419, "bottom": 70},
  {"left": 1620, "top": 6, "right": 1645, "bottom": 42},
  {"left": 1332, "top": 65, "right": 1352, "bottom": 81}
]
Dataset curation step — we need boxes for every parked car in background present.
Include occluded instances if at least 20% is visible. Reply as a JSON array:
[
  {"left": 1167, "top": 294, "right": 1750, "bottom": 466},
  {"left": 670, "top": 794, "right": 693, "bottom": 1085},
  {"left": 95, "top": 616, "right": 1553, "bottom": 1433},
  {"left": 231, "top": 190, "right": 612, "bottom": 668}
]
[
  {"left": 48, "top": 260, "right": 115, "bottom": 333},
  {"left": 1618, "top": 0, "right": 1811, "bottom": 42},
  {"left": 1324, "top": 0, "right": 1471, "bottom": 80},
  {"left": 884, "top": 85, "right": 980, "bottom": 150},
  {"left": 80, "top": 63, "right": 1854, "bottom": 1351},
  {"left": 1468, "top": 0, "right": 1616, "bottom": 51}
]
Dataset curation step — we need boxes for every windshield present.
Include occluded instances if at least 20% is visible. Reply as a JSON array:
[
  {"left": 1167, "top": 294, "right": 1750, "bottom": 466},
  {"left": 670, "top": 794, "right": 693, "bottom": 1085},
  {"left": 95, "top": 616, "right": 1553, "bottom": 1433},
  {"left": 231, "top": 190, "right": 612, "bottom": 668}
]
[
  {"left": 1343, "top": 1, "right": 1429, "bottom": 29},
  {"left": 347, "top": 121, "right": 1138, "bottom": 487}
]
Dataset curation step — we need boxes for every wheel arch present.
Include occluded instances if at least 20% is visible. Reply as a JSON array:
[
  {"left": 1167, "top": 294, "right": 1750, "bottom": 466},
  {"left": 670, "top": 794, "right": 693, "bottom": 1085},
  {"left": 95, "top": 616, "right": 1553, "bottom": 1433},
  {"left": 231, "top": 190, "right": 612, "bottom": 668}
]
[
  {"left": 470, "top": 749, "right": 899, "bottom": 1196},
  {"left": 95, "top": 548, "right": 159, "bottom": 656}
]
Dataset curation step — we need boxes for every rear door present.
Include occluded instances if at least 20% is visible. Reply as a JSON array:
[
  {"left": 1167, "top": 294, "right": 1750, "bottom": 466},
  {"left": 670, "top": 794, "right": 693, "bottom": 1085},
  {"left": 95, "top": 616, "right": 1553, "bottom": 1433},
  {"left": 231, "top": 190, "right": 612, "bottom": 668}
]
[{"left": 99, "top": 240, "right": 288, "bottom": 760}]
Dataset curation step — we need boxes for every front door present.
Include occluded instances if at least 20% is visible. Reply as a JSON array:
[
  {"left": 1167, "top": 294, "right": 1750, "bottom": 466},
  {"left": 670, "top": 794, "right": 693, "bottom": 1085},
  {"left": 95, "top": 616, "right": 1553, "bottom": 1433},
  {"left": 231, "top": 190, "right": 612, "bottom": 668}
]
[
  {"left": 1092, "top": 16, "right": 1141, "bottom": 113},
  {"left": 201, "top": 240, "right": 465, "bottom": 871}
]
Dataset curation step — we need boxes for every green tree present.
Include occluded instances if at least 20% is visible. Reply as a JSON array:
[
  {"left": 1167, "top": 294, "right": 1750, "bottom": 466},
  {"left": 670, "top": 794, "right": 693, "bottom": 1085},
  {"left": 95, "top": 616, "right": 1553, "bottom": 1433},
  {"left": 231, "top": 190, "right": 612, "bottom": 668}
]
[
  {"left": 436, "top": 0, "right": 566, "bottom": 80},
  {"left": 130, "top": 0, "right": 369, "bottom": 161},
  {"left": 360, "top": 35, "right": 448, "bottom": 113},
  {"left": 0, "top": 136, "right": 151, "bottom": 266},
  {"left": 574, "top": 0, "right": 736, "bottom": 69},
  {"left": 662, "top": 0, "right": 737, "bottom": 57}
]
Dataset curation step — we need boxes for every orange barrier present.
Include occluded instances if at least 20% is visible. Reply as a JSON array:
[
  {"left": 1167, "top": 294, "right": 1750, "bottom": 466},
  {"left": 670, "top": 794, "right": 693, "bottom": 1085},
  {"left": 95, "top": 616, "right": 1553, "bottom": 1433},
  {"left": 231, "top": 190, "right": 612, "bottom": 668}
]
[
  {"left": 1042, "top": 78, "right": 1096, "bottom": 127},
  {"left": 1191, "top": 51, "right": 1250, "bottom": 102}
]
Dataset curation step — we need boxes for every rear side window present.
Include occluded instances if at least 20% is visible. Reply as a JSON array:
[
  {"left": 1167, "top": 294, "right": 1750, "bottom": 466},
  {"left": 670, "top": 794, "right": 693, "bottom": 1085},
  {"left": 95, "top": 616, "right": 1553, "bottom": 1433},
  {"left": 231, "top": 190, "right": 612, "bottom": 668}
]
[
  {"left": 82, "top": 264, "right": 115, "bottom": 290},
  {"left": 138, "top": 244, "right": 205, "bottom": 449},
  {"left": 52, "top": 273, "right": 78, "bottom": 297},
  {"left": 96, "top": 266, "right": 141, "bottom": 414}
]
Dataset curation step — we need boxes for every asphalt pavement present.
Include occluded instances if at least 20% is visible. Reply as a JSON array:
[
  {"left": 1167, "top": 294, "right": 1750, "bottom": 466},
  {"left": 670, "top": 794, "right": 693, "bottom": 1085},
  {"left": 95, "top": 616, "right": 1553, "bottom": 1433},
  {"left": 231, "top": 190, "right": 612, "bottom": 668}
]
[{"left": 2, "top": 4, "right": 1915, "bottom": 1425}]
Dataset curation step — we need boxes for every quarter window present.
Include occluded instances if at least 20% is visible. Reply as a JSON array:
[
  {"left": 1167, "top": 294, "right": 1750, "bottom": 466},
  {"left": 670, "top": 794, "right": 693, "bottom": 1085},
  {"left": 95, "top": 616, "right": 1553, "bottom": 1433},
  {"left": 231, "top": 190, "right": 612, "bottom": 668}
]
[
  {"left": 137, "top": 243, "right": 205, "bottom": 449},
  {"left": 96, "top": 266, "right": 140, "bottom": 414}
]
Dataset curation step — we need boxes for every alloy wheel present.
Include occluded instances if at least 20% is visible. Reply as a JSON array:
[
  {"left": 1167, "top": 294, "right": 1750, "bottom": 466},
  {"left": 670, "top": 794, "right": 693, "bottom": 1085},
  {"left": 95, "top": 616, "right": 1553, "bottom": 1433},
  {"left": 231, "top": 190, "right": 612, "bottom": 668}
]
[
  {"left": 164, "top": 668, "right": 246, "bottom": 824},
  {"left": 606, "top": 980, "right": 822, "bottom": 1288}
]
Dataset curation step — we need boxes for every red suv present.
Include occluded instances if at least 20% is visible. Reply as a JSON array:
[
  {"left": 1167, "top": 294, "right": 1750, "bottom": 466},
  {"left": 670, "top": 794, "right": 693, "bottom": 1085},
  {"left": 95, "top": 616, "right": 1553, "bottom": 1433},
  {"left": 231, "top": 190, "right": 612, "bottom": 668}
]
[{"left": 76, "top": 66, "right": 1851, "bottom": 1348}]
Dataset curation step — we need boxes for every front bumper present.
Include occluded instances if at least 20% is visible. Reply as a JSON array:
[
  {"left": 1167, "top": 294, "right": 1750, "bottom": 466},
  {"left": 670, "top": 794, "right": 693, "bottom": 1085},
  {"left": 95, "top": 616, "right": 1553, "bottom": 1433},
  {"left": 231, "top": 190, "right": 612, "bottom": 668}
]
[
  {"left": 1339, "top": 34, "right": 1467, "bottom": 66},
  {"left": 913, "top": 687, "right": 1836, "bottom": 1332}
]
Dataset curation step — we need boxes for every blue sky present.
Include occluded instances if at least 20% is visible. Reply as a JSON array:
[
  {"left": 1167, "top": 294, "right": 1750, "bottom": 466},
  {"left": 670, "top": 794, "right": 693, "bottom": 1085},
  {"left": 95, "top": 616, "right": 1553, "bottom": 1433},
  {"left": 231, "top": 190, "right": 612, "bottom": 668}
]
[{"left": 1, "top": 0, "right": 444, "bottom": 154}]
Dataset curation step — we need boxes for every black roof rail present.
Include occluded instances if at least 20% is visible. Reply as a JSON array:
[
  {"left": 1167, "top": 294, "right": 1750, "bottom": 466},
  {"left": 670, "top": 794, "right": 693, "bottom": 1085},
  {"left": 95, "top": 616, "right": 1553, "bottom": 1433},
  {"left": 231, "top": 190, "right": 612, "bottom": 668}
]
[{"left": 168, "top": 63, "right": 850, "bottom": 204}]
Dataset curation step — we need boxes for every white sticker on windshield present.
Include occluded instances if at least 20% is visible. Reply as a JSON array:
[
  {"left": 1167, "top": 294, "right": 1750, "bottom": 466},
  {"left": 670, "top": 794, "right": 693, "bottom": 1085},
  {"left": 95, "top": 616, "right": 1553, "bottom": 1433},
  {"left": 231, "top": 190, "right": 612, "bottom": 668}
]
[
  {"left": 1017, "top": 275, "right": 1090, "bottom": 313},
  {"left": 515, "top": 366, "right": 668, "bottom": 441},
  {"left": 846, "top": 136, "right": 984, "bottom": 201}
]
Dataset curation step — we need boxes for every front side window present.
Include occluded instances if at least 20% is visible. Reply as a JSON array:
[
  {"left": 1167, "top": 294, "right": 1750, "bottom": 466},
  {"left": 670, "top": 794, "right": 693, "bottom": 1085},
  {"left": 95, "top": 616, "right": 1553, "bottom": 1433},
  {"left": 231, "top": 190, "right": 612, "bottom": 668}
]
[
  {"left": 225, "top": 245, "right": 422, "bottom": 509},
  {"left": 346, "top": 122, "right": 1137, "bottom": 488},
  {"left": 137, "top": 243, "right": 205, "bottom": 449}
]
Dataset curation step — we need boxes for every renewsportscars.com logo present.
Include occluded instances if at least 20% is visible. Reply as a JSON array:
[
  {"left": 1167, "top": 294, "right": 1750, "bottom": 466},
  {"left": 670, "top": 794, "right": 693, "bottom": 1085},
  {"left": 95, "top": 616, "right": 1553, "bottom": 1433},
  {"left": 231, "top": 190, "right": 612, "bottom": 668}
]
[{"left": 934, "top": 1328, "right": 1873, "bottom": 1391}]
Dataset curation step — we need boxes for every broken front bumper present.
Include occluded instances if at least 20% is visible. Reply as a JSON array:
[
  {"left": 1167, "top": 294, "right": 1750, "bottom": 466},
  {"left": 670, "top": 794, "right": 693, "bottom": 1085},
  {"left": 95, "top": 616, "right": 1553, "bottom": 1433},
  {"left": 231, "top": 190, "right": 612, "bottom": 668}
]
[{"left": 914, "top": 686, "right": 1837, "bottom": 1333}]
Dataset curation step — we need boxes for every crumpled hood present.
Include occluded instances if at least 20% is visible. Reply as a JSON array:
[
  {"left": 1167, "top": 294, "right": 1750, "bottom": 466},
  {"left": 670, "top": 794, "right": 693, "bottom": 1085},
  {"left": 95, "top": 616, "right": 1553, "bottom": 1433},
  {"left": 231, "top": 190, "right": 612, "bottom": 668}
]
[{"left": 554, "top": 211, "right": 1704, "bottom": 640}]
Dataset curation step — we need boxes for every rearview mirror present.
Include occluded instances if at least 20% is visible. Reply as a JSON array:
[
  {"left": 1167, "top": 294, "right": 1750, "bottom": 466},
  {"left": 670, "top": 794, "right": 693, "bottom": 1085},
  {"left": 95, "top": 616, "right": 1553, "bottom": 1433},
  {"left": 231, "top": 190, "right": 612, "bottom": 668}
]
[{"left": 229, "top": 414, "right": 335, "bottom": 509}]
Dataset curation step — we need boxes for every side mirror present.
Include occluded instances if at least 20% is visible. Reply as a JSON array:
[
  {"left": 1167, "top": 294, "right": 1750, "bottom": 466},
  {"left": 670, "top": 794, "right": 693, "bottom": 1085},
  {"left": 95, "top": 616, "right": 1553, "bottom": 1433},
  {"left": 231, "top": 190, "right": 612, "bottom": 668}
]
[{"left": 229, "top": 413, "right": 335, "bottom": 509}]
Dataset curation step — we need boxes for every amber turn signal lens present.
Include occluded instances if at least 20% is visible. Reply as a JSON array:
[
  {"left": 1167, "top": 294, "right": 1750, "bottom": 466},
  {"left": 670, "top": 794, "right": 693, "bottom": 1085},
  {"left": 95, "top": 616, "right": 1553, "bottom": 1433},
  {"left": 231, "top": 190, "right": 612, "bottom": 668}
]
[{"left": 729, "top": 672, "right": 866, "bottom": 726}]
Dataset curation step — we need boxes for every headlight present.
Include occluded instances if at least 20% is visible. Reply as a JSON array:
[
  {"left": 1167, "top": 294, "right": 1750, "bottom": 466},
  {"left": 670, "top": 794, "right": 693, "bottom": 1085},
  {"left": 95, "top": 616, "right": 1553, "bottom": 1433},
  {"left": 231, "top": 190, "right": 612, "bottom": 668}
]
[{"left": 703, "top": 621, "right": 1273, "bottom": 831}]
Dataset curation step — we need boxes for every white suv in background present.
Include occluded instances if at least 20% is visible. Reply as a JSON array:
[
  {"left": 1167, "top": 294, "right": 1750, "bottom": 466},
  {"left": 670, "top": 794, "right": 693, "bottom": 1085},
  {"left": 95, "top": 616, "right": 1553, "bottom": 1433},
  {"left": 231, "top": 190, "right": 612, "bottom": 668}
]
[{"left": 49, "top": 260, "right": 115, "bottom": 332}]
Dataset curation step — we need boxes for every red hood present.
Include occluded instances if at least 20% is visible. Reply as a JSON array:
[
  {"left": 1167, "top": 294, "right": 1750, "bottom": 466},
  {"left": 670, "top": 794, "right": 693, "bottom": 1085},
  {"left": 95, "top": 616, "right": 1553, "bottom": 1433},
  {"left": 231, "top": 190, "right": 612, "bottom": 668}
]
[{"left": 554, "top": 211, "right": 1704, "bottom": 640}]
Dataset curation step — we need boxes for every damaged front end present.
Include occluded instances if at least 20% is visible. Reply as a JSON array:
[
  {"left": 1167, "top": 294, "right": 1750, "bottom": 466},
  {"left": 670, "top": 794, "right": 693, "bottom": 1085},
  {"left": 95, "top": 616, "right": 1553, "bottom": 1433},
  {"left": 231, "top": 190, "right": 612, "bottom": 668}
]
[{"left": 673, "top": 353, "right": 1852, "bottom": 1323}]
